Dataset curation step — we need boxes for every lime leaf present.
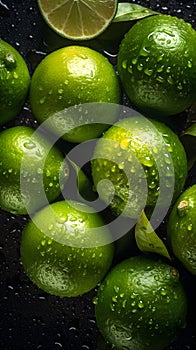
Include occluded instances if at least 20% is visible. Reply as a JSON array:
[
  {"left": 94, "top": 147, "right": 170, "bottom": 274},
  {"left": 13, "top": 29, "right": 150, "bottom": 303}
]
[
  {"left": 183, "top": 123, "right": 196, "bottom": 137},
  {"left": 135, "top": 210, "right": 171, "bottom": 260},
  {"left": 112, "top": 2, "right": 158, "bottom": 23},
  {"left": 181, "top": 123, "right": 196, "bottom": 170},
  {"left": 97, "top": 2, "right": 158, "bottom": 46},
  {"left": 67, "top": 156, "right": 96, "bottom": 201}
]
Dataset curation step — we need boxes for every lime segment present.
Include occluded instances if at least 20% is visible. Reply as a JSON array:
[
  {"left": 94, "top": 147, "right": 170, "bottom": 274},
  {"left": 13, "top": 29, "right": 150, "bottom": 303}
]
[{"left": 38, "top": 0, "right": 118, "bottom": 40}]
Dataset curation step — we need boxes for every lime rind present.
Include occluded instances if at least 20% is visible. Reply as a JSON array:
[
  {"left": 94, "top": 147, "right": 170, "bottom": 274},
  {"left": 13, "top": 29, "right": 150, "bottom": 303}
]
[{"left": 38, "top": 0, "right": 118, "bottom": 40}]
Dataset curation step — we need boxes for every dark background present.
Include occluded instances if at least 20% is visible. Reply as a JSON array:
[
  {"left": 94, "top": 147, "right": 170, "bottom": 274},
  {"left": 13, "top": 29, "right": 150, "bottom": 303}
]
[{"left": 0, "top": 1, "right": 196, "bottom": 349}]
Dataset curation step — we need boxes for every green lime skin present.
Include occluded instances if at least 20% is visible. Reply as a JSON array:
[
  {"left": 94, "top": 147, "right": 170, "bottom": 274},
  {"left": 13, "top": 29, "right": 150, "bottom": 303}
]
[
  {"left": 0, "top": 126, "right": 67, "bottom": 214},
  {"left": 20, "top": 200, "right": 114, "bottom": 297},
  {"left": 117, "top": 14, "right": 196, "bottom": 117},
  {"left": 91, "top": 116, "right": 187, "bottom": 218},
  {"left": 29, "top": 45, "right": 121, "bottom": 143},
  {"left": 167, "top": 184, "right": 196, "bottom": 275},
  {"left": 95, "top": 255, "right": 187, "bottom": 350},
  {"left": 0, "top": 39, "right": 30, "bottom": 125}
]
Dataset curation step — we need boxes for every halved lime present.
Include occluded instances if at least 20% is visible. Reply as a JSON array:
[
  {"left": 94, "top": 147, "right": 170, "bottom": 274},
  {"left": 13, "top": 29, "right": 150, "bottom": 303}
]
[{"left": 38, "top": 0, "right": 118, "bottom": 40}]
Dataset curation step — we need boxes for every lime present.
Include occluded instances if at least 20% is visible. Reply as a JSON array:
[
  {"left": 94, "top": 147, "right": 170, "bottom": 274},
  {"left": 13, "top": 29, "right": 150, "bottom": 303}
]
[
  {"left": 29, "top": 45, "right": 121, "bottom": 143},
  {"left": 20, "top": 200, "right": 114, "bottom": 297},
  {"left": 0, "top": 39, "right": 30, "bottom": 125},
  {"left": 37, "top": 0, "right": 118, "bottom": 40},
  {"left": 0, "top": 126, "right": 68, "bottom": 214},
  {"left": 167, "top": 184, "right": 196, "bottom": 275},
  {"left": 95, "top": 255, "right": 187, "bottom": 350},
  {"left": 117, "top": 14, "right": 196, "bottom": 116},
  {"left": 91, "top": 116, "right": 187, "bottom": 219}
]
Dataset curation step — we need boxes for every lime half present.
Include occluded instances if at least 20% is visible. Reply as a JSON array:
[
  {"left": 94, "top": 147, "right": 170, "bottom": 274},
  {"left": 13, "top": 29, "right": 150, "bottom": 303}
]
[{"left": 38, "top": 0, "right": 118, "bottom": 40}]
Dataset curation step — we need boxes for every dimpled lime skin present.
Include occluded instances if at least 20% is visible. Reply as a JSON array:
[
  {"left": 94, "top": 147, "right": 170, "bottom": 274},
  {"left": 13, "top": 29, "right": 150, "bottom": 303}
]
[
  {"left": 91, "top": 116, "right": 187, "bottom": 218},
  {"left": 20, "top": 200, "right": 114, "bottom": 297},
  {"left": 95, "top": 255, "right": 187, "bottom": 350},
  {"left": 0, "top": 39, "right": 30, "bottom": 125},
  {"left": 0, "top": 126, "right": 66, "bottom": 214},
  {"left": 167, "top": 184, "right": 196, "bottom": 275},
  {"left": 118, "top": 14, "right": 196, "bottom": 117}
]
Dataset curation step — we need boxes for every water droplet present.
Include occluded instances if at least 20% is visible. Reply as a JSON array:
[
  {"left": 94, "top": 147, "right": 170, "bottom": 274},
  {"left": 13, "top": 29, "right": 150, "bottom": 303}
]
[
  {"left": 138, "top": 301, "right": 144, "bottom": 309},
  {"left": 122, "top": 300, "right": 127, "bottom": 308},
  {"left": 137, "top": 63, "right": 144, "bottom": 71},
  {"left": 177, "top": 83, "right": 183, "bottom": 90},
  {"left": 112, "top": 296, "right": 118, "bottom": 303},
  {"left": 13, "top": 71, "right": 18, "bottom": 79},
  {"left": 156, "top": 76, "right": 165, "bottom": 83},
  {"left": 168, "top": 145, "right": 173, "bottom": 153},
  {"left": 144, "top": 68, "right": 153, "bottom": 76},
  {"left": 157, "top": 65, "right": 164, "bottom": 73},
  {"left": 48, "top": 224, "right": 54, "bottom": 231},
  {"left": 139, "top": 46, "right": 150, "bottom": 57},
  {"left": 157, "top": 54, "right": 165, "bottom": 62},
  {"left": 93, "top": 296, "right": 98, "bottom": 305},
  {"left": 24, "top": 141, "right": 36, "bottom": 149},
  {"left": 110, "top": 303, "right": 115, "bottom": 312},
  {"left": 187, "top": 224, "right": 192, "bottom": 231},
  {"left": 142, "top": 156, "right": 153, "bottom": 167},
  {"left": 113, "top": 285, "right": 119, "bottom": 293},
  {"left": 121, "top": 59, "right": 127, "bottom": 69},
  {"left": 132, "top": 57, "right": 138, "bottom": 65},
  {"left": 187, "top": 60, "right": 192, "bottom": 68},
  {"left": 131, "top": 292, "right": 136, "bottom": 299},
  {"left": 39, "top": 97, "right": 46, "bottom": 104},
  {"left": 154, "top": 275, "right": 159, "bottom": 281},
  {"left": 118, "top": 163, "right": 124, "bottom": 170},
  {"left": 166, "top": 76, "right": 174, "bottom": 85},
  {"left": 160, "top": 288, "right": 167, "bottom": 296}
]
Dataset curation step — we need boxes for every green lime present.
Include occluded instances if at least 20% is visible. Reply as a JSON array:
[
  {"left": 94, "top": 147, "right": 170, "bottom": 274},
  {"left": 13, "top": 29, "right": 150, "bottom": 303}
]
[
  {"left": 0, "top": 126, "right": 68, "bottom": 214},
  {"left": 167, "top": 184, "right": 196, "bottom": 275},
  {"left": 0, "top": 39, "right": 30, "bottom": 125},
  {"left": 117, "top": 14, "right": 196, "bottom": 116},
  {"left": 20, "top": 200, "right": 114, "bottom": 297},
  {"left": 37, "top": 0, "right": 118, "bottom": 41},
  {"left": 91, "top": 116, "right": 187, "bottom": 218},
  {"left": 95, "top": 255, "right": 187, "bottom": 350},
  {"left": 29, "top": 45, "right": 121, "bottom": 143}
]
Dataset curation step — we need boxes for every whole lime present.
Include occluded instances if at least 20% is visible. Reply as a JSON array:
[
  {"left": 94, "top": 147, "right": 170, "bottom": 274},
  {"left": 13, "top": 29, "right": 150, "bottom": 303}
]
[
  {"left": 29, "top": 45, "right": 121, "bottom": 142},
  {"left": 0, "top": 126, "right": 68, "bottom": 214},
  {"left": 167, "top": 184, "right": 196, "bottom": 275},
  {"left": 118, "top": 14, "right": 196, "bottom": 116},
  {"left": 20, "top": 200, "right": 114, "bottom": 297},
  {"left": 0, "top": 39, "right": 30, "bottom": 125},
  {"left": 91, "top": 116, "right": 187, "bottom": 219},
  {"left": 95, "top": 255, "right": 187, "bottom": 350}
]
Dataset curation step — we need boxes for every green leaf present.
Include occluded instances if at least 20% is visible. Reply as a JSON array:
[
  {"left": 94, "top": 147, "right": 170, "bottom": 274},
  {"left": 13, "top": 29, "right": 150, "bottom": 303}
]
[
  {"left": 184, "top": 123, "right": 196, "bottom": 137},
  {"left": 113, "top": 2, "right": 158, "bottom": 23},
  {"left": 67, "top": 156, "right": 96, "bottom": 201},
  {"left": 181, "top": 122, "right": 196, "bottom": 170},
  {"left": 96, "top": 3, "right": 158, "bottom": 47},
  {"left": 135, "top": 210, "right": 171, "bottom": 260}
]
